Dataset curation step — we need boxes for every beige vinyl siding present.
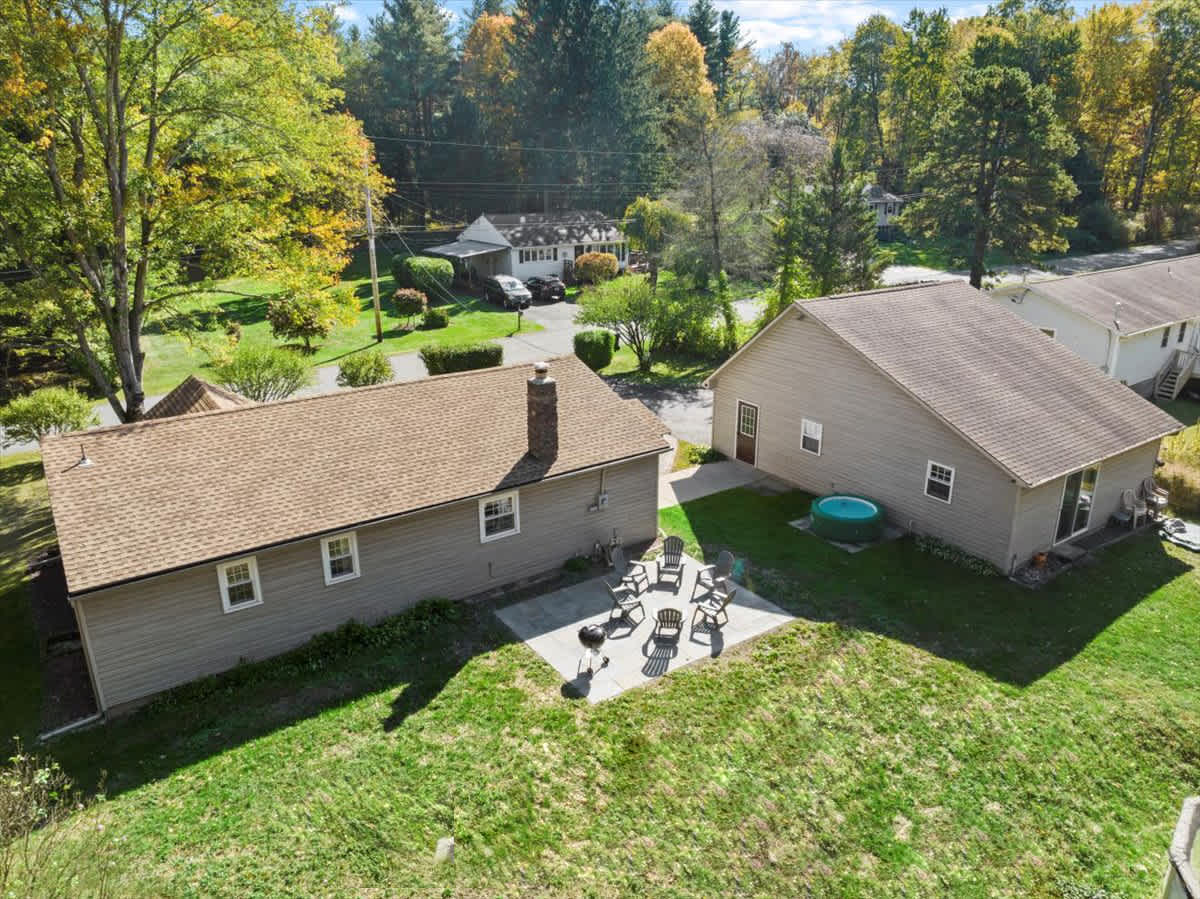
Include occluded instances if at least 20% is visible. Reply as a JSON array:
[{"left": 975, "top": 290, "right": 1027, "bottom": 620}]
[
  {"left": 710, "top": 310, "right": 1020, "bottom": 569},
  {"left": 76, "top": 457, "right": 658, "bottom": 710},
  {"left": 1007, "top": 439, "right": 1161, "bottom": 564}
]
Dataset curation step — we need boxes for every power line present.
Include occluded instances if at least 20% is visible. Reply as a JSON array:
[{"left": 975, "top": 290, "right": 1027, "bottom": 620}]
[{"left": 366, "top": 133, "right": 669, "bottom": 158}]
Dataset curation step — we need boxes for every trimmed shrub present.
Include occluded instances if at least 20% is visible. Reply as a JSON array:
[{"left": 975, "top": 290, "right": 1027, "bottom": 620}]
[
  {"left": 419, "top": 342, "right": 503, "bottom": 375},
  {"left": 423, "top": 306, "right": 450, "bottom": 329},
  {"left": 397, "top": 255, "right": 454, "bottom": 295},
  {"left": 0, "top": 387, "right": 98, "bottom": 447},
  {"left": 389, "top": 252, "right": 410, "bottom": 286},
  {"left": 573, "top": 329, "right": 616, "bottom": 370},
  {"left": 213, "top": 344, "right": 311, "bottom": 402},
  {"left": 336, "top": 350, "right": 393, "bottom": 388},
  {"left": 574, "top": 252, "right": 619, "bottom": 284},
  {"left": 392, "top": 287, "right": 428, "bottom": 327},
  {"left": 266, "top": 288, "right": 357, "bottom": 350}
]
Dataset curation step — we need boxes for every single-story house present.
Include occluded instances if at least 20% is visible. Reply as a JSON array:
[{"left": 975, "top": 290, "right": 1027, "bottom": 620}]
[
  {"left": 41, "top": 356, "right": 668, "bottom": 714},
  {"left": 862, "top": 185, "right": 904, "bottom": 237},
  {"left": 425, "top": 211, "right": 629, "bottom": 282},
  {"left": 988, "top": 255, "right": 1200, "bottom": 400},
  {"left": 705, "top": 281, "right": 1182, "bottom": 574}
]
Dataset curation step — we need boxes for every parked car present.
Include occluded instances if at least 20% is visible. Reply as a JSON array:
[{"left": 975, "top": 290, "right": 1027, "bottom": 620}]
[
  {"left": 525, "top": 275, "right": 566, "bottom": 303},
  {"left": 483, "top": 275, "right": 532, "bottom": 310}
]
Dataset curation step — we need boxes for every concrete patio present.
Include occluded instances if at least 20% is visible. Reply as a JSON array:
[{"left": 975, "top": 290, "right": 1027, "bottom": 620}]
[{"left": 495, "top": 553, "right": 794, "bottom": 702}]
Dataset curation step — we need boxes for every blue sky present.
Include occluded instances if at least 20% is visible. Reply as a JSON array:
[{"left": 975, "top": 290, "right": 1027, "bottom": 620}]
[
  {"left": 335, "top": 1, "right": 1129, "bottom": 54},
  {"left": 334, "top": 0, "right": 1001, "bottom": 54}
]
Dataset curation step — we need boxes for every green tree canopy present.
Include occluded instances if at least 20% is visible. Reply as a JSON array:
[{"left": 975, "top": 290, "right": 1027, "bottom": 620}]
[
  {"left": 0, "top": 0, "right": 381, "bottom": 421},
  {"left": 903, "top": 63, "right": 1077, "bottom": 287}
]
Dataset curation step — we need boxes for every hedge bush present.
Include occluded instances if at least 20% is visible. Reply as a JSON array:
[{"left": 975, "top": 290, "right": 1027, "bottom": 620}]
[
  {"left": 394, "top": 255, "right": 454, "bottom": 295},
  {"left": 573, "top": 329, "right": 615, "bottom": 370},
  {"left": 419, "top": 342, "right": 503, "bottom": 375},
  {"left": 336, "top": 350, "right": 393, "bottom": 388},
  {"left": 574, "top": 252, "right": 619, "bottom": 284},
  {"left": 423, "top": 306, "right": 450, "bottom": 329},
  {"left": 213, "top": 344, "right": 311, "bottom": 402},
  {"left": 392, "top": 288, "right": 427, "bottom": 326}
]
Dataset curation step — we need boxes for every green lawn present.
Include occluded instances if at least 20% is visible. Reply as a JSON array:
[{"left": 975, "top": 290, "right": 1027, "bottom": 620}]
[
  {"left": 880, "top": 239, "right": 1021, "bottom": 271},
  {"left": 2, "top": 478, "right": 1194, "bottom": 896},
  {"left": 138, "top": 267, "right": 540, "bottom": 396},
  {"left": 600, "top": 346, "right": 721, "bottom": 385}
]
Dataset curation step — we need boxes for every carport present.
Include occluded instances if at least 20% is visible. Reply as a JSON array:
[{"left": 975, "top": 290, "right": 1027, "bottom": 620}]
[{"left": 424, "top": 239, "right": 509, "bottom": 284}]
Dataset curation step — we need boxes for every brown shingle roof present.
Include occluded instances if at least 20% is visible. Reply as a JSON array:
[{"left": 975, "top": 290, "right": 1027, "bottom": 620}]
[
  {"left": 1018, "top": 254, "right": 1200, "bottom": 334},
  {"left": 143, "top": 376, "right": 252, "bottom": 419},
  {"left": 42, "top": 356, "right": 668, "bottom": 594},
  {"left": 798, "top": 281, "right": 1182, "bottom": 486},
  {"left": 709, "top": 281, "right": 1181, "bottom": 488}
]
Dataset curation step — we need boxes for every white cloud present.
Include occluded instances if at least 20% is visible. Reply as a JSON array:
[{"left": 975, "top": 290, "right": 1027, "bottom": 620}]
[
  {"left": 720, "top": 1, "right": 900, "bottom": 52},
  {"left": 334, "top": 4, "right": 362, "bottom": 25}
]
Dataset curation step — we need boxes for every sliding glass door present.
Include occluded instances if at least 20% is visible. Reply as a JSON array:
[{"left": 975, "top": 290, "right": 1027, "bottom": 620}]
[{"left": 1056, "top": 465, "right": 1100, "bottom": 542}]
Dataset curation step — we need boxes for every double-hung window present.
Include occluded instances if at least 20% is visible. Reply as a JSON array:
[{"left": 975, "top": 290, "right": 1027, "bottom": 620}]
[
  {"left": 321, "top": 532, "right": 360, "bottom": 586},
  {"left": 1180, "top": 322, "right": 1188, "bottom": 344},
  {"left": 479, "top": 491, "right": 520, "bottom": 542},
  {"left": 217, "top": 557, "right": 263, "bottom": 613},
  {"left": 1162, "top": 327, "right": 1170, "bottom": 348},
  {"left": 801, "top": 418, "right": 822, "bottom": 456},
  {"left": 925, "top": 461, "right": 955, "bottom": 503}
]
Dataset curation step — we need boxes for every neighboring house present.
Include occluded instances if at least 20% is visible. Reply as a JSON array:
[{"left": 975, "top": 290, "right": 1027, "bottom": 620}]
[
  {"left": 41, "top": 357, "right": 668, "bottom": 714},
  {"left": 705, "top": 281, "right": 1181, "bottom": 574},
  {"left": 989, "top": 255, "right": 1200, "bottom": 400},
  {"left": 143, "top": 375, "right": 252, "bottom": 419},
  {"left": 425, "top": 211, "right": 629, "bottom": 282},
  {"left": 862, "top": 185, "right": 904, "bottom": 238}
]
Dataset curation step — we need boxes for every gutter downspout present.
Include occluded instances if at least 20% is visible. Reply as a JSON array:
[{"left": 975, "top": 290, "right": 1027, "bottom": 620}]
[{"left": 1105, "top": 303, "right": 1123, "bottom": 377}]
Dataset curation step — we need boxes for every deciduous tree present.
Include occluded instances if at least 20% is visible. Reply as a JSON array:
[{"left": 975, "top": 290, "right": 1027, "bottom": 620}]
[{"left": 0, "top": 1, "right": 379, "bottom": 421}]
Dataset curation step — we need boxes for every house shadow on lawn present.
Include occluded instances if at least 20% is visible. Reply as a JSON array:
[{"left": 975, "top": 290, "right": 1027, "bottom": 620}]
[
  {"left": 666, "top": 487, "right": 1193, "bottom": 688},
  {"left": 51, "top": 598, "right": 521, "bottom": 802}
]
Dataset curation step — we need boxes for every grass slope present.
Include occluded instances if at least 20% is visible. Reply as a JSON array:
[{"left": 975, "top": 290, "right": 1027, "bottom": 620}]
[{"left": 3, "top": 484, "right": 1187, "bottom": 896}]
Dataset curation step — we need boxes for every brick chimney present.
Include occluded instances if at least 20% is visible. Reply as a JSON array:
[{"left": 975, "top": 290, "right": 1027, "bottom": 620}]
[{"left": 527, "top": 361, "right": 558, "bottom": 461}]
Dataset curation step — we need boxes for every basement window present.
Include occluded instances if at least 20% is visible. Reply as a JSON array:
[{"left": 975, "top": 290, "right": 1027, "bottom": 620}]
[
  {"left": 321, "top": 532, "right": 360, "bottom": 586},
  {"left": 479, "top": 491, "right": 520, "bottom": 543},
  {"left": 925, "top": 461, "right": 955, "bottom": 504},
  {"left": 217, "top": 557, "right": 263, "bottom": 613}
]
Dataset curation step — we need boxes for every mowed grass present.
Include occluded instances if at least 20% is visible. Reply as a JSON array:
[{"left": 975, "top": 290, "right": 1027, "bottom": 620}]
[
  {"left": 9, "top": 481, "right": 1198, "bottom": 896},
  {"left": 1156, "top": 396, "right": 1200, "bottom": 516},
  {"left": 0, "top": 452, "right": 51, "bottom": 741},
  {"left": 138, "top": 263, "right": 540, "bottom": 396}
]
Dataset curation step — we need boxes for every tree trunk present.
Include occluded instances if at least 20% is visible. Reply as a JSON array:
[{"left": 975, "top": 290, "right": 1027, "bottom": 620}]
[
  {"left": 969, "top": 224, "right": 989, "bottom": 289},
  {"left": 1131, "top": 98, "right": 1165, "bottom": 214}
]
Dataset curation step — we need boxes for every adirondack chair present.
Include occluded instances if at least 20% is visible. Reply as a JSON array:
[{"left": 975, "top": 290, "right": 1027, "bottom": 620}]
[
  {"left": 610, "top": 546, "right": 650, "bottom": 594},
  {"left": 692, "top": 585, "right": 737, "bottom": 630},
  {"left": 657, "top": 536, "right": 685, "bottom": 591},
  {"left": 606, "top": 580, "right": 645, "bottom": 624},
  {"left": 654, "top": 607, "right": 683, "bottom": 641},
  {"left": 691, "top": 550, "right": 735, "bottom": 602}
]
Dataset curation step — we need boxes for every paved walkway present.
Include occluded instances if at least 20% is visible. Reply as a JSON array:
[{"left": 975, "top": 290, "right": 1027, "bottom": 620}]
[
  {"left": 658, "top": 459, "right": 764, "bottom": 508},
  {"left": 494, "top": 553, "right": 794, "bottom": 703}
]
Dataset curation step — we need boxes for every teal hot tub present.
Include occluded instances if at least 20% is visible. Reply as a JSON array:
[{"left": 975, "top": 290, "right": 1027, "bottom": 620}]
[{"left": 810, "top": 494, "right": 886, "bottom": 543}]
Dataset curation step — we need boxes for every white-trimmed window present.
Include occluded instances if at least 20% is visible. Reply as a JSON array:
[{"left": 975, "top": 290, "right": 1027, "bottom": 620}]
[
  {"left": 479, "top": 491, "right": 520, "bottom": 543},
  {"left": 217, "top": 557, "right": 263, "bottom": 613},
  {"left": 801, "top": 418, "right": 822, "bottom": 456},
  {"left": 321, "top": 531, "right": 360, "bottom": 586},
  {"left": 925, "top": 461, "right": 955, "bottom": 503}
]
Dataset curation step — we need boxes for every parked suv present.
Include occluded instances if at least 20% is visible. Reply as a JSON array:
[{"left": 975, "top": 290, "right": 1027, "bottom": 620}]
[
  {"left": 483, "top": 275, "right": 532, "bottom": 310},
  {"left": 525, "top": 275, "right": 566, "bottom": 303}
]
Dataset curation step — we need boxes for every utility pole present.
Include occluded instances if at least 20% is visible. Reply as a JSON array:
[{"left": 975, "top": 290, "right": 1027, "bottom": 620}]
[{"left": 364, "top": 160, "right": 383, "bottom": 343}]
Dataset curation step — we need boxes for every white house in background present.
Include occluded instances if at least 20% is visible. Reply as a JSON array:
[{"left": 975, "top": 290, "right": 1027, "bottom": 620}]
[
  {"left": 425, "top": 211, "right": 629, "bottom": 282},
  {"left": 988, "top": 255, "right": 1200, "bottom": 401},
  {"left": 862, "top": 185, "right": 904, "bottom": 237}
]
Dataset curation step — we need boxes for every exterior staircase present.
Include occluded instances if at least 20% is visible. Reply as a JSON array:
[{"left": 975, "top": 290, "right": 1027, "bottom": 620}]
[{"left": 1155, "top": 350, "right": 1198, "bottom": 402}]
